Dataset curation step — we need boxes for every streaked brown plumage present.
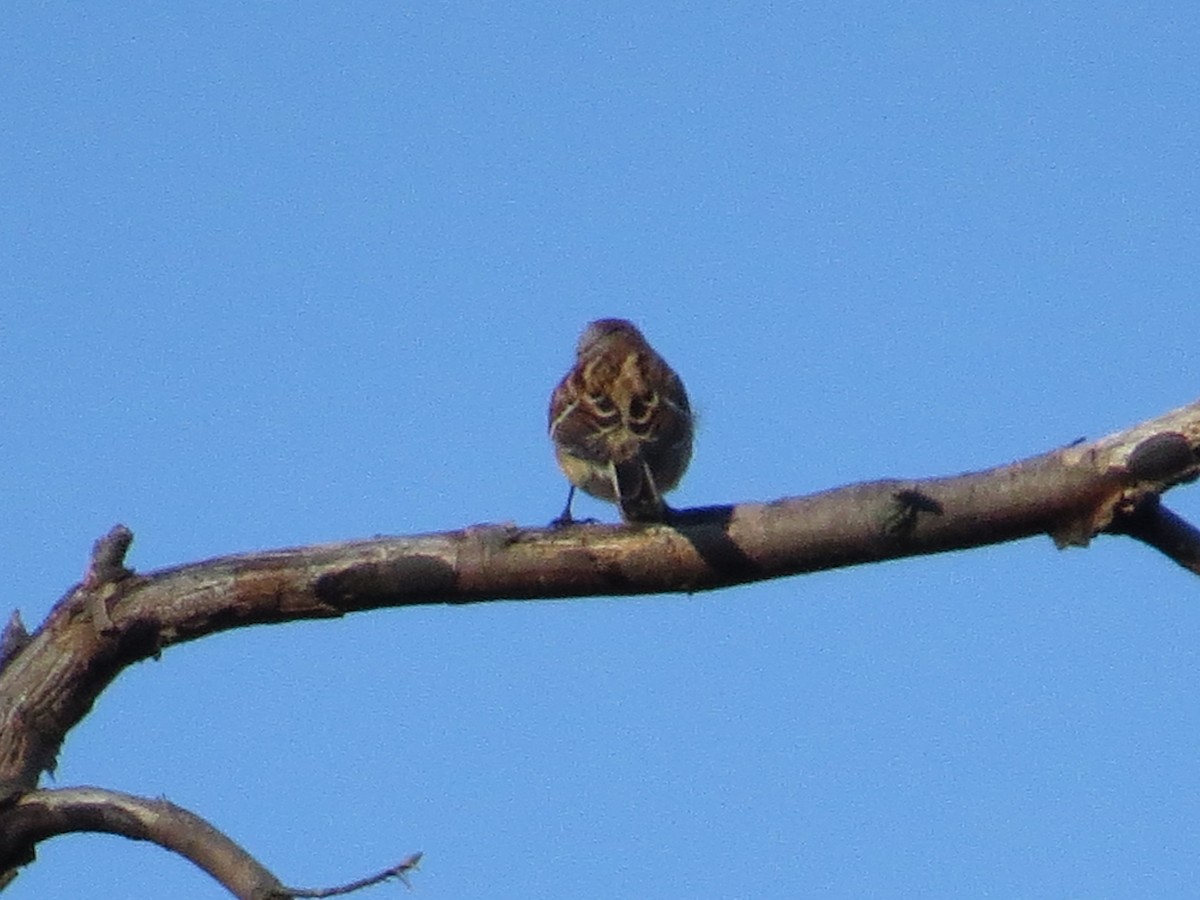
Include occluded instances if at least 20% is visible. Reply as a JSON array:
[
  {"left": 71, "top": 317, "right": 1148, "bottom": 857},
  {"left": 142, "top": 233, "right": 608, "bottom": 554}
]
[{"left": 548, "top": 318, "right": 693, "bottom": 523}]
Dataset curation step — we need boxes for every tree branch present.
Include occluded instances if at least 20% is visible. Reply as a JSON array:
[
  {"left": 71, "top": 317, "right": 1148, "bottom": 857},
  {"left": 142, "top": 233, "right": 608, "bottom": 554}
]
[
  {"left": 0, "top": 398, "right": 1196, "bottom": 891},
  {"left": 279, "top": 852, "right": 422, "bottom": 897},
  {"left": 0, "top": 786, "right": 285, "bottom": 899},
  {"left": 1108, "top": 496, "right": 1200, "bottom": 574},
  {"left": 0, "top": 786, "right": 422, "bottom": 899}
]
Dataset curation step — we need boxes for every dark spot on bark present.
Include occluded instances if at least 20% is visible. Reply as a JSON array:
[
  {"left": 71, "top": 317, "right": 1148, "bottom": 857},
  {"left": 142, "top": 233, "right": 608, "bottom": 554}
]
[
  {"left": 315, "top": 557, "right": 457, "bottom": 610},
  {"left": 1128, "top": 432, "right": 1193, "bottom": 480}
]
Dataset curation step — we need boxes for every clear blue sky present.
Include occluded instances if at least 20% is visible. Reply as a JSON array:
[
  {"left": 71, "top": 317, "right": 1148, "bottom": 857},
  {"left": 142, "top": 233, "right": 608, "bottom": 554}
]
[{"left": 4, "top": 4, "right": 1200, "bottom": 897}]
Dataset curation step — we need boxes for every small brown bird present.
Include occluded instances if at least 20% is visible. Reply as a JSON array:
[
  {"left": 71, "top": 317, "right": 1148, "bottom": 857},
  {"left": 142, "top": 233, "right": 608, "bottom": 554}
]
[{"left": 548, "top": 318, "right": 693, "bottom": 523}]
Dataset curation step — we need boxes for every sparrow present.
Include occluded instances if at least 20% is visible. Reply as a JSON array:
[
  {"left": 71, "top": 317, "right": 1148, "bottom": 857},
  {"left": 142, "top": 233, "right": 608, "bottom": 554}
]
[{"left": 548, "top": 318, "right": 693, "bottom": 523}]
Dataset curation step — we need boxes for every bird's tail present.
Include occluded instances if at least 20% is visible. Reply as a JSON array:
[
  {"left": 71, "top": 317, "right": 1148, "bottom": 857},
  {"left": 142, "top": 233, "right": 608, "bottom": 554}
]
[{"left": 614, "top": 457, "right": 666, "bottom": 523}]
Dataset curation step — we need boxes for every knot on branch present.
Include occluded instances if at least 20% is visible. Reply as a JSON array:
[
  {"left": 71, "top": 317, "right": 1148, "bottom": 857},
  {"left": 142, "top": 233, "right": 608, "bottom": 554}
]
[
  {"left": 0, "top": 613, "right": 31, "bottom": 676},
  {"left": 1126, "top": 431, "right": 1198, "bottom": 483},
  {"left": 83, "top": 525, "right": 135, "bottom": 589}
]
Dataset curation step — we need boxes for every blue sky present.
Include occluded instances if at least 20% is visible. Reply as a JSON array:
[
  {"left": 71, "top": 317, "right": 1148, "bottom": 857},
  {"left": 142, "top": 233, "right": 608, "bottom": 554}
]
[{"left": 4, "top": 4, "right": 1200, "bottom": 897}]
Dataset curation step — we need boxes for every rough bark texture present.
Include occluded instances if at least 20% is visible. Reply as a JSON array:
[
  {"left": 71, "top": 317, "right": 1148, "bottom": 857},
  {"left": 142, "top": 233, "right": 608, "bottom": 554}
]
[{"left": 0, "top": 398, "right": 1196, "bottom": 896}]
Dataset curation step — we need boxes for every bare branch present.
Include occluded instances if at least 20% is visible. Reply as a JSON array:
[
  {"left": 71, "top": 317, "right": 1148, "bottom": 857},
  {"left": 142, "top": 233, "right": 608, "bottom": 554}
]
[
  {"left": 0, "top": 786, "right": 285, "bottom": 899},
  {"left": 0, "top": 399, "right": 1196, "bottom": 800},
  {"left": 0, "top": 398, "right": 1195, "bottom": 889},
  {"left": 278, "top": 852, "right": 423, "bottom": 898},
  {"left": 1108, "top": 498, "right": 1200, "bottom": 574}
]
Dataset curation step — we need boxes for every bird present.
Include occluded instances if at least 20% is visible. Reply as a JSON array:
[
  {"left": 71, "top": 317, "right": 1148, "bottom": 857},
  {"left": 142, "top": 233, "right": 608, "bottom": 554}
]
[{"left": 548, "top": 318, "right": 693, "bottom": 524}]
